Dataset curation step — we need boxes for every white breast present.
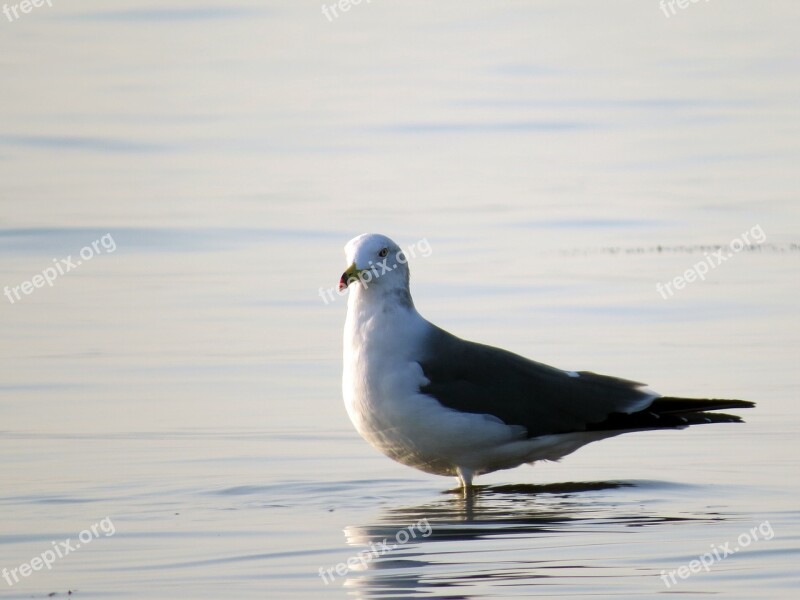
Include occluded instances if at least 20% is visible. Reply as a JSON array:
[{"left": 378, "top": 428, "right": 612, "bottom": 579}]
[{"left": 342, "top": 288, "right": 528, "bottom": 476}]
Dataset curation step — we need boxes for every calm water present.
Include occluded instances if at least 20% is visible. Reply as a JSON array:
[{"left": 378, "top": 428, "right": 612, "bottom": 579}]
[{"left": 1, "top": 1, "right": 799, "bottom": 598}]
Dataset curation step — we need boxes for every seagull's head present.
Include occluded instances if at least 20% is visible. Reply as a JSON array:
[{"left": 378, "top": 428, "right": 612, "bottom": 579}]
[{"left": 339, "top": 233, "right": 411, "bottom": 299}]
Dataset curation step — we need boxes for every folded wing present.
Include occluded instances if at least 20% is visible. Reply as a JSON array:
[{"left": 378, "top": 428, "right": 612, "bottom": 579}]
[{"left": 417, "top": 325, "right": 753, "bottom": 437}]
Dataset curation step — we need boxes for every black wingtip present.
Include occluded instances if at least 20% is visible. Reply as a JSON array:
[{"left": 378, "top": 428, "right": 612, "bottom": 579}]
[
  {"left": 652, "top": 397, "right": 756, "bottom": 414},
  {"left": 694, "top": 412, "right": 746, "bottom": 424},
  {"left": 586, "top": 397, "right": 754, "bottom": 432}
]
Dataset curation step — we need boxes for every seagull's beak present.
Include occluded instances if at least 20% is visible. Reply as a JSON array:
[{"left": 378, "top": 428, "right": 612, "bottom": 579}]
[{"left": 339, "top": 262, "right": 361, "bottom": 291}]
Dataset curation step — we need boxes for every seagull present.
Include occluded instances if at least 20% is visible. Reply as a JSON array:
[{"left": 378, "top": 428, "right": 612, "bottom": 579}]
[{"left": 339, "top": 233, "right": 754, "bottom": 490}]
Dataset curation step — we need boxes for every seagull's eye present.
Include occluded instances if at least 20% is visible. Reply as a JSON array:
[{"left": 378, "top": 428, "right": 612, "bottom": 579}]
[{"left": 378, "top": 247, "right": 389, "bottom": 258}]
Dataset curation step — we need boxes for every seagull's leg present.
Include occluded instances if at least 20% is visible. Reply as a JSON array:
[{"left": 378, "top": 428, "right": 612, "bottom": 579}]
[{"left": 456, "top": 466, "right": 474, "bottom": 490}]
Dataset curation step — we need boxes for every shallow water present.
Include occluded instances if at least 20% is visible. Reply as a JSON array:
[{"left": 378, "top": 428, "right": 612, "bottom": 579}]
[{"left": 1, "top": 1, "right": 799, "bottom": 598}]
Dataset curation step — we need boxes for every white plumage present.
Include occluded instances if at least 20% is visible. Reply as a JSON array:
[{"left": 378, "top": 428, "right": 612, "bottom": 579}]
[{"left": 339, "top": 233, "right": 753, "bottom": 489}]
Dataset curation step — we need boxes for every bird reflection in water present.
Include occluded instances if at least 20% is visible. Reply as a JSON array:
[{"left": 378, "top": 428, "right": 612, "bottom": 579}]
[{"left": 339, "top": 481, "right": 728, "bottom": 598}]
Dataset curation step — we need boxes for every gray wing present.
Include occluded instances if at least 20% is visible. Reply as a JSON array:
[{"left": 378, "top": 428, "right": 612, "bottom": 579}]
[{"left": 417, "top": 324, "right": 655, "bottom": 438}]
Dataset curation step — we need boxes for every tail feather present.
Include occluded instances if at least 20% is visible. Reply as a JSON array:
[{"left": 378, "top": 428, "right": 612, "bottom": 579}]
[{"left": 586, "top": 396, "right": 754, "bottom": 432}]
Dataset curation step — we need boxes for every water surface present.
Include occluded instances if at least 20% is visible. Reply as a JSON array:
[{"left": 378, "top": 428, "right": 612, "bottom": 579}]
[{"left": 1, "top": 1, "right": 798, "bottom": 598}]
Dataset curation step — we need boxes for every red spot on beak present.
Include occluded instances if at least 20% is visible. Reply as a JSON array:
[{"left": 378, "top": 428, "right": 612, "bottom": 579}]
[{"left": 338, "top": 272, "right": 349, "bottom": 291}]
